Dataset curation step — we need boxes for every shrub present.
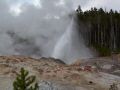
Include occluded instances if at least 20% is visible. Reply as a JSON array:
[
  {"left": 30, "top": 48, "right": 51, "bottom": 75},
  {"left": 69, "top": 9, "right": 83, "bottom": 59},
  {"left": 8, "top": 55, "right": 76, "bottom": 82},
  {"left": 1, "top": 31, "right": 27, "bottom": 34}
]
[
  {"left": 13, "top": 68, "right": 39, "bottom": 90},
  {"left": 93, "top": 44, "right": 111, "bottom": 56}
]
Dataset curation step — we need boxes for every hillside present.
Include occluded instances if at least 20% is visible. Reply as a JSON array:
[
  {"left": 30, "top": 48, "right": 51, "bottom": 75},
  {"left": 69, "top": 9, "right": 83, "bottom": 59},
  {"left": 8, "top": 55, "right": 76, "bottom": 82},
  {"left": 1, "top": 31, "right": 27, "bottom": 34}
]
[{"left": 0, "top": 55, "right": 120, "bottom": 90}]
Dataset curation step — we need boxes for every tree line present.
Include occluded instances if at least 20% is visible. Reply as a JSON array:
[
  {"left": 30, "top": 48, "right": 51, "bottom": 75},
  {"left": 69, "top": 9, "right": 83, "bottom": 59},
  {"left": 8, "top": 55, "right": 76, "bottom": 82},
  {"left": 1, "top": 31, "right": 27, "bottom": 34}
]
[{"left": 76, "top": 6, "right": 120, "bottom": 56}]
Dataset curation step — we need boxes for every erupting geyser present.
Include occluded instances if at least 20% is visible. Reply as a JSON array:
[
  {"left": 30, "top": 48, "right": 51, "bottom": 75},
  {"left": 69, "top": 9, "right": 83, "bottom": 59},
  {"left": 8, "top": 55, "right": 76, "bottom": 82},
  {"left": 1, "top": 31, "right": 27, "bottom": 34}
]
[
  {"left": 0, "top": 0, "right": 94, "bottom": 64},
  {"left": 52, "top": 16, "right": 93, "bottom": 64}
]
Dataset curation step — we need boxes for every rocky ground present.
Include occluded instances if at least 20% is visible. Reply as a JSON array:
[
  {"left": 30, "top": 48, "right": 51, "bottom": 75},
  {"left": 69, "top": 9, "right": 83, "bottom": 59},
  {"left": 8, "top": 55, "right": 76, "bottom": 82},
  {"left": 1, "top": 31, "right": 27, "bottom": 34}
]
[{"left": 0, "top": 55, "right": 120, "bottom": 90}]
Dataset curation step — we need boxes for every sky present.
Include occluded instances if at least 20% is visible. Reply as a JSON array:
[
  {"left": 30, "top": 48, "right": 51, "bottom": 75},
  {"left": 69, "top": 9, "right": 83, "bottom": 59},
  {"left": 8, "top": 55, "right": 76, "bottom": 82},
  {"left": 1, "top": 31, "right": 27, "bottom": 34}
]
[
  {"left": 6, "top": 0, "right": 120, "bottom": 16},
  {"left": 8, "top": 0, "right": 87, "bottom": 16},
  {"left": 82, "top": 0, "right": 120, "bottom": 11}
]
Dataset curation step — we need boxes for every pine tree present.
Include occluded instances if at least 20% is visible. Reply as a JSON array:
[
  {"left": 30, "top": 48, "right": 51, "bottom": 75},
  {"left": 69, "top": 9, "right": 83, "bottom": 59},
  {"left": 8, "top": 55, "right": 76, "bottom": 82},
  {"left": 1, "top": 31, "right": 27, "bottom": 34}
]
[
  {"left": 76, "top": 5, "right": 83, "bottom": 14},
  {"left": 13, "top": 68, "right": 39, "bottom": 90}
]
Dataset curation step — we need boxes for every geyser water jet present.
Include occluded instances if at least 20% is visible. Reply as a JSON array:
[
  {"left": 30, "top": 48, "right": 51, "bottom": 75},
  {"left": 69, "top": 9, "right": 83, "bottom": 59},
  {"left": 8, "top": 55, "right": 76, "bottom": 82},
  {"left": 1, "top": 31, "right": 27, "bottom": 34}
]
[{"left": 52, "top": 15, "right": 93, "bottom": 64}]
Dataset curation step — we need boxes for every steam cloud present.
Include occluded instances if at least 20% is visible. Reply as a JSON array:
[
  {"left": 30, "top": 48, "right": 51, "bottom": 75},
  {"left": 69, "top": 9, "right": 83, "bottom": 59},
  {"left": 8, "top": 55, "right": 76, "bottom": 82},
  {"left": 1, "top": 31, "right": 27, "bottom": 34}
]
[{"left": 0, "top": 0, "right": 87, "bottom": 58}]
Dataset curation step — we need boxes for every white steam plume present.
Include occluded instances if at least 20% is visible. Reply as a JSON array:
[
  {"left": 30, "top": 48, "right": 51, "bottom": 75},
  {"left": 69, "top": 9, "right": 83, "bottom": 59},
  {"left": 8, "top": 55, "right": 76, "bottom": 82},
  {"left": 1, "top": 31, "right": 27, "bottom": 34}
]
[
  {"left": 0, "top": 0, "right": 86, "bottom": 59},
  {"left": 52, "top": 16, "right": 93, "bottom": 64}
]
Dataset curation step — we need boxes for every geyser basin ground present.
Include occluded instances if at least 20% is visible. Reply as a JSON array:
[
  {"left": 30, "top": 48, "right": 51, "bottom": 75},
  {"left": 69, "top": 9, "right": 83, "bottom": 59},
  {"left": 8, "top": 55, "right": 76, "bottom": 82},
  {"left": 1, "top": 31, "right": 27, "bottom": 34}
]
[{"left": 0, "top": 55, "right": 120, "bottom": 90}]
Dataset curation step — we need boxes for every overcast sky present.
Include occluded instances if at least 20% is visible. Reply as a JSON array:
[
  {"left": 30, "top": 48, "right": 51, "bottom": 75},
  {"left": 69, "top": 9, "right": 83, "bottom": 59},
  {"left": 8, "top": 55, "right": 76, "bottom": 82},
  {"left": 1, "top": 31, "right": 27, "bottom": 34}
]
[
  {"left": 7, "top": 0, "right": 120, "bottom": 16},
  {"left": 0, "top": 0, "right": 119, "bottom": 16}
]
